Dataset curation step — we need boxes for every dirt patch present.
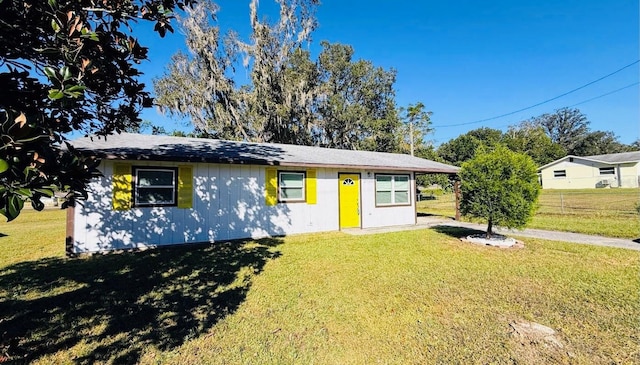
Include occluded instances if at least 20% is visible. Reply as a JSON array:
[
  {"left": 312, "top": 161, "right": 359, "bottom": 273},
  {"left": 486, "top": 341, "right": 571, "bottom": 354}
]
[{"left": 508, "top": 319, "right": 575, "bottom": 364}]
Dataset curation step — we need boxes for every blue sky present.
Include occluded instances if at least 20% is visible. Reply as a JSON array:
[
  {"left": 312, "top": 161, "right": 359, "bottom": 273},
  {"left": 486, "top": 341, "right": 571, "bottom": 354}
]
[{"left": 138, "top": 0, "right": 639, "bottom": 146}]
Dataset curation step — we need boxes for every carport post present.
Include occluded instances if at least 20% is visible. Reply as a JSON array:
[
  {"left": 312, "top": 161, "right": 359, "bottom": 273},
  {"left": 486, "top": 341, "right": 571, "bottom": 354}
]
[{"left": 454, "top": 180, "right": 461, "bottom": 221}]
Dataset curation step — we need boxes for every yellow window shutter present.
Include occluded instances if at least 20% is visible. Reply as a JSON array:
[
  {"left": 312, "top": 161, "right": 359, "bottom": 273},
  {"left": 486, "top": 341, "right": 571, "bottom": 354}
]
[
  {"left": 177, "top": 165, "right": 193, "bottom": 209},
  {"left": 306, "top": 169, "right": 317, "bottom": 205},
  {"left": 265, "top": 168, "right": 278, "bottom": 206},
  {"left": 113, "top": 163, "right": 132, "bottom": 210}
]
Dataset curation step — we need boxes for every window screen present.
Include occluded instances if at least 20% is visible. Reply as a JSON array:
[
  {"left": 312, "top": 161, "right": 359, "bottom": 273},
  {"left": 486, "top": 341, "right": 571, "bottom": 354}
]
[
  {"left": 376, "top": 174, "right": 410, "bottom": 206},
  {"left": 279, "top": 172, "right": 305, "bottom": 202}
]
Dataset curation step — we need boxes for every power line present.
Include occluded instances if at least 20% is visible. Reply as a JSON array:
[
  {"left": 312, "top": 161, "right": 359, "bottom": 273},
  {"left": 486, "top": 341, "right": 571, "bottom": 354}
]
[
  {"left": 433, "top": 60, "right": 639, "bottom": 128},
  {"left": 567, "top": 82, "right": 639, "bottom": 107},
  {"left": 486, "top": 82, "right": 640, "bottom": 130}
]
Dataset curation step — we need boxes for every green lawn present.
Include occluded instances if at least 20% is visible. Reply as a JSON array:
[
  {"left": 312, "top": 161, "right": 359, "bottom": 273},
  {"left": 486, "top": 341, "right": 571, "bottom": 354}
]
[
  {"left": 418, "top": 188, "right": 640, "bottom": 239},
  {"left": 0, "top": 209, "right": 638, "bottom": 364}
]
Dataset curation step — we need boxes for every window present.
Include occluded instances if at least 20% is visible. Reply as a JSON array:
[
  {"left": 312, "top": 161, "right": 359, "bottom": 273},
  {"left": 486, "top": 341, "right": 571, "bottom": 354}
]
[
  {"left": 133, "top": 167, "right": 178, "bottom": 206},
  {"left": 279, "top": 171, "right": 305, "bottom": 202},
  {"left": 553, "top": 170, "right": 566, "bottom": 178},
  {"left": 376, "top": 174, "right": 410, "bottom": 206},
  {"left": 599, "top": 167, "right": 615, "bottom": 175}
]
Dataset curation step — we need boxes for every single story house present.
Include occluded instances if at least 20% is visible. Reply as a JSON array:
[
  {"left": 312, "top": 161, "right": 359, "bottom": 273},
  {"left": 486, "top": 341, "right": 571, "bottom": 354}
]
[
  {"left": 538, "top": 151, "right": 640, "bottom": 189},
  {"left": 67, "top": 133, "right": 459, "bottom": 254}
]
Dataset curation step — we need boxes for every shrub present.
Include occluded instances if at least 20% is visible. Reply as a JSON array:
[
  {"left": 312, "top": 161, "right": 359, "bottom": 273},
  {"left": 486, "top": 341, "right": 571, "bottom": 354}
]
[{"left": 459, "top": 145, "right": 540, "bottom": 237}]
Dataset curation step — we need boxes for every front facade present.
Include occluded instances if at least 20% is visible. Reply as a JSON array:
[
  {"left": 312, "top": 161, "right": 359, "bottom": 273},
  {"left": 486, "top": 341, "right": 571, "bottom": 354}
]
[
  {"left": 69, "top": 134, "right": 458, "bottom": 253},
  {"left": 538, "top": 151, "right": 640, "bottom": 189}
]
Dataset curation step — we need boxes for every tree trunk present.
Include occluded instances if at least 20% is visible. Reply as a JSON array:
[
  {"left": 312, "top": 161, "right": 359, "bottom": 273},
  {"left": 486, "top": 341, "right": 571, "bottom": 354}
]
[{"left": 486, "top": 218, "right": 493, "bottom": 239}]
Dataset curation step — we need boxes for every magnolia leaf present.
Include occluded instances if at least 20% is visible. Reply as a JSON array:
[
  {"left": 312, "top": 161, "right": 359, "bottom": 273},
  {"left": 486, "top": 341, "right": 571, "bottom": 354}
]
[
  {"left": 48, "top": 89, "right": 64, "bottom": 100},
  {"left": 34, "top": 188, "right": 54, "bottom": 197},
  {"left": 61, "top": 66, "right": 72, "bottom": 81},
  {"left": 51, "top": 19, "right": 60, "bottom": 33},
  {"left": 6, "top": 194, "right": 24, "bottom": 221},
  {"left": 44, "top": 66, "right": 56, "bottom": 79},
  {"left": 14, "top": 112, "right": 27, "bottom": 127},
  {"left": 17, "top": 188, "right": 33, "bottom": 198}
]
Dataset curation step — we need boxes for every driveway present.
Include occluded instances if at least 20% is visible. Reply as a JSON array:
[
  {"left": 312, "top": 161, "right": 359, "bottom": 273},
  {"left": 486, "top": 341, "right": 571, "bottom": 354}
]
[{"left": 343, "top": 216, "right": 640, "bottom": 252}]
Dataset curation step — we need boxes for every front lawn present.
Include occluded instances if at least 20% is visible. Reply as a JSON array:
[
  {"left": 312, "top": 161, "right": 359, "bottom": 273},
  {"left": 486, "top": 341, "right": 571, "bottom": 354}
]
[
  {"left": 0, "top": 209, "right": 638, "bottom": 363},
  {"left": 418, "top": 188, "right": 640, "bottom": 239}
]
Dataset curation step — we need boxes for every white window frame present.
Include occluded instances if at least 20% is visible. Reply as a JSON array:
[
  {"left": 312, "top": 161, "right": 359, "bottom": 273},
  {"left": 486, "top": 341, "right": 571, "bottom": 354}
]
[
  {"left": 599, "top": 167, "right": 615, "bottom": 175},
  {"left": 278, "top": 171, "right": 306, "bottom": 203},
  {"left": 133, "top": 167, "right": 178, "bottom": 207},
  {"left": 375, "top": 174, "right": 411, "bottom": 207},
  {"left": 553, "top": 170, "right": 566, "bottom": 178}
]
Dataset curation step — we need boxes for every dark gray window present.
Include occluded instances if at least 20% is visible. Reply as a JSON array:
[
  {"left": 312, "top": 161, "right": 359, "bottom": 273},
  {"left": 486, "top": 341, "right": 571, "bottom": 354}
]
[
  {"left": 553, "top": 170, "right": 566, "bottom": 178},
  {"left": 134, "top": 167, "right": 177, "bottom": 206},
  {"left": 599, "top": 167, "right": 615, "bottom": 175}
]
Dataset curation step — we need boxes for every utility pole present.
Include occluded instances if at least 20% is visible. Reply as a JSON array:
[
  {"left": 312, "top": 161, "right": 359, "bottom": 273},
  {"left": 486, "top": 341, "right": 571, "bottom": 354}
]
[{"left": 409, "top": 120, "right": 414, "bottom": 156}]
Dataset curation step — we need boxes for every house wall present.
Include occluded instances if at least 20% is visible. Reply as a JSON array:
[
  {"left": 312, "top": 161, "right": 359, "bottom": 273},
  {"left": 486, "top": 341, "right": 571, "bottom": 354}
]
[
  {"left": 72, "top": 161, "right": 417, "bottom": 253},
  {"left": 540, "top": 159, "right": 640, "bottom": 189}
]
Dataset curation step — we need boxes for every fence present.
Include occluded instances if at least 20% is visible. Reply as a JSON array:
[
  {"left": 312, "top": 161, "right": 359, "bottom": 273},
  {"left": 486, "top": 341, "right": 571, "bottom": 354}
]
[{"left": 536, "top": 189, "right": 639, "bottom": 216}]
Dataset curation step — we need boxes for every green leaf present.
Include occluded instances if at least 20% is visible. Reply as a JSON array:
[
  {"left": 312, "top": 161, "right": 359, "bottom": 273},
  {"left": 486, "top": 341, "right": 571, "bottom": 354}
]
[
  {"left": 0, "top": 159, "right": 8, "bottom": 174},
  {"left": 51, "top": 19, "right": 60, "bottom": 33},
  {"left": 6, "top": 194, "right": 24, "bottom": 221},
  {"left": 61, "top": 66, "right": 72, "bottom": 81},
  {"left": 66, "top": 85, "right": 86, "bottom": 92},
  {"left": 48, "top": 89, "right": 64, "bottom": 100},
  {"left": 34, "top": 188, "right": 54, "bottom": 197},
  {"left": 16, "top": 188, "right": 33, "bottom": 198},
  {"left": 44, "top": 67, "right": 56, "bottom": 80}
]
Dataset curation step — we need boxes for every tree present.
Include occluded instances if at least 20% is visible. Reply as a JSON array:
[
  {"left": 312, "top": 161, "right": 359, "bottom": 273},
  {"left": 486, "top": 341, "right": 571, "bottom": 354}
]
[
  {"left": 570, "top": 130, "right": 631, "bottom": 156},
  {"left": 155, "top": 0, "right": 320, "bottom": 144},
  {"left": 316, "top": 41, "right": 400, "bottom": 152},
  {"left": 437, "top": 127, "right": 503, "bottom": 166},
  {"left": 503, "top": 122, "right": 565, "bottom": 165},
  {"left": 155, "top": 2, "right": 402, "bottom": 152},
  {"left": 459, "top": 145, "right": 540, "bottom": 238},
  {"left": 398, "top": 102, "right": 432, "bottom": 156},
  {"left": 530, "top": 107, "right": 589, "bottom": 154},
  {"left": 0, "top": 0, "right": 196, "bottom": 220}
]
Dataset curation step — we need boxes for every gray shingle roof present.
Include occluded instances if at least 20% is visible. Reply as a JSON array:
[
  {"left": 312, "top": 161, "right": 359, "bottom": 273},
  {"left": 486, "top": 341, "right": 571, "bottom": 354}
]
[
  {"left": 582, "top": 151, "right": 640, "bottom": 164},
  {"left": 70, "top": 133, "right": 459, "bottom": 174}
]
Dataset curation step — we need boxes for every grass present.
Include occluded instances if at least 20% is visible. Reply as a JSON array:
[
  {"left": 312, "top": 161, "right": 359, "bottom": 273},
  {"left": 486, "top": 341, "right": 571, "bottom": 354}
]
[
  {"left": 1, "top": 209, "right": 639, "bottom": 364},
  {"left": 418, "top": 188, "right": 640, "bottom": 239}
]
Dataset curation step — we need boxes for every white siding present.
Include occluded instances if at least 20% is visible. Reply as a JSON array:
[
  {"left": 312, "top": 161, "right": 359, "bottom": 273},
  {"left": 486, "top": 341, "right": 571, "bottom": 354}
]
[
  {"left": 72, "top": 161, "right": 418, "bottom": 253},
  {"left": 540, "top": 158, "right": 640, "bottom": 189},
  {"left": 360, "top": 171, "right": 416, "bottom": 228}
]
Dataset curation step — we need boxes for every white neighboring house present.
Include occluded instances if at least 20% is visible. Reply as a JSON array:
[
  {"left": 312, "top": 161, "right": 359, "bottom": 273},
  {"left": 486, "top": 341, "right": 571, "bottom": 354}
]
[
  {"left": 68, "top": 133, "right": 459, "bottom": 254},
  {"left": 538, "top": 151, "right": 640, "bottom": 189}
]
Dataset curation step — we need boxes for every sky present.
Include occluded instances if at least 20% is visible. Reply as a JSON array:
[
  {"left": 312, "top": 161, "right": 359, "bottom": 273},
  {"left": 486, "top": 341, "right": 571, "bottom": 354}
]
[{"left": 137, "top": 0, "right": 640, "bottom": 146}]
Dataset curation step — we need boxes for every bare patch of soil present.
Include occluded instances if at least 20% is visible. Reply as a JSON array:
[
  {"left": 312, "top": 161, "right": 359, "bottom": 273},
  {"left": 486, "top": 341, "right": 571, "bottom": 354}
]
[{"left": 508, "top": 319, "right": 576, "bottom": 364}]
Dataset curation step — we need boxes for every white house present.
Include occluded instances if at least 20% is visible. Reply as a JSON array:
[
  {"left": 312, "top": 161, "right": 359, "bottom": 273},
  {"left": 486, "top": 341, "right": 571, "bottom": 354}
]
[
  {"left": 67, "top": 133, "right": 459, "bottom": 254},
  {"left": 538, "top": 151, "right": 640, "bottom": 189}
]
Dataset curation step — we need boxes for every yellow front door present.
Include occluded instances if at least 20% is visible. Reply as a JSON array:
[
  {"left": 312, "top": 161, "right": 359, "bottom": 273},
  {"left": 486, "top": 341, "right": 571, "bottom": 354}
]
[{"left": 339, "top": 173, "right": 360, "bottom": 228}]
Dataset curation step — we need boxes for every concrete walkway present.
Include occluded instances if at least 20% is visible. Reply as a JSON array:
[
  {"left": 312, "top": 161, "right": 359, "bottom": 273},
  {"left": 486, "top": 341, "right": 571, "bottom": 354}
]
[{"left": 343, "top": 216, "right": 640, "bottom": 252}]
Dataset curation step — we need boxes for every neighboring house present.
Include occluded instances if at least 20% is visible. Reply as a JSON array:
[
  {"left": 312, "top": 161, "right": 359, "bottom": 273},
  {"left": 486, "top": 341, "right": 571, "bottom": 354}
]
[
  {"left": 68, "top": 133, "right": 459, "bottom": 254},
  {"left": 538, "top": 151, "right": 640, "bottom": 189}
]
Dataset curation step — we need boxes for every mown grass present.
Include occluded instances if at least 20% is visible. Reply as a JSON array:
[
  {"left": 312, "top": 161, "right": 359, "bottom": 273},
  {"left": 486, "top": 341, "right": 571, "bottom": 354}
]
[
  {"left": 1, "top": 209, "right": 638, "bottom": 364},
  {"left": 418, "top": 188, "right": 640, "bottom": 239}
]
